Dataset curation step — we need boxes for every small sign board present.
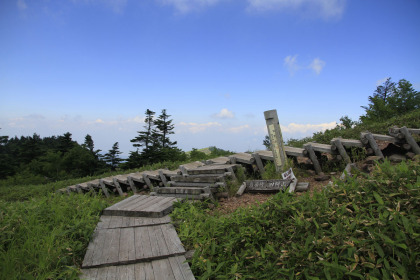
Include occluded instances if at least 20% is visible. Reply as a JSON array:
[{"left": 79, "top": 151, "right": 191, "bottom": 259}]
[{"left": 245, "top": 179, "right": 292, "bottom": 193}]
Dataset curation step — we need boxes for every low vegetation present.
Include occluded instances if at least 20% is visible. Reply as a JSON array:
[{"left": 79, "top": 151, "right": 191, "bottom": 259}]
[{"left": 171, "top": 159, "right": 420, "bottom": 279}]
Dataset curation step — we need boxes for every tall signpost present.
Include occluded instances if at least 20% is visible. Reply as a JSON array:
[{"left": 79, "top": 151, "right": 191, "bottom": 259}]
[{"left": 264, "top": 109, "right": 287, "bottom": 172}]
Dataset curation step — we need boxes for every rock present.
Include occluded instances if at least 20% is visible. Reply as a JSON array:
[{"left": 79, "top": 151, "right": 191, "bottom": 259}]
[
  {"left": 306, "top": 170, "right": 316, "bottom": 176},
  {"left": 388, "top": 154, "right": 406, "bottom": 163},
  {"left": 185, "top": 250, "right": 195, "bottom": 261},
  {"left": 361, "top": 163, "right": 374, "bottom": 173},
  {"left": 364, "top": 156, "right": 383, "bottom": 164},
  {"left": 315, "top": 174, "right": 331, "bottom": 181},
  {"left": 215, "top": 192, "right": 229, "bottom": 199},
  {"left": 406, "top": 152, "right": 416, "bottom": 160}
]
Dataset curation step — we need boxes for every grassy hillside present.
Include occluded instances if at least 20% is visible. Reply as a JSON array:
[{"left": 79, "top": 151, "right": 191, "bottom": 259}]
[{"left": 171, "top": 159, "right": 420, "bottom": 279}]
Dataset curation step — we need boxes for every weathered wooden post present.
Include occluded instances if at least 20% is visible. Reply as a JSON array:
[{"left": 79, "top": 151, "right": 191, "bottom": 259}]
[{"left": 264, "top": 109, "right": 287, "bottom": 172}]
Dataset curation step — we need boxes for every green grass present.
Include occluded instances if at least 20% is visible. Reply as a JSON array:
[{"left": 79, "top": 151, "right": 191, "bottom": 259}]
[
  {"left": 171, "top": 159, "right": 420, "bottom": 279},
  {"left": 0, "top": 193, "right": 123, "bottom": 279}
]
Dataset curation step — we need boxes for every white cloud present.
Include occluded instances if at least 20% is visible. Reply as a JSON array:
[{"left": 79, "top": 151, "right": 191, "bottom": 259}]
[
  {"left": 309, "top": 58, "right": 326, "bottom": 75},
  {"left": 280, "top": 122, "right": 337, "bottom": 134},
  {"left": 213, "top": 108, "right": 235, "bottom": 119},
  {"left": 158, "top": 0, "right": 221, "bottom": 14},
  {"left": 247, "top": 0, "right": 346, "bottom": 19},
  {"left": 178, "top": 122, "right": 222, "bottom": 133},
  {"left": 227, "top": 124, "right": 250, "bottom": 133},
  {"left": 284, "top": 55, "right": 326, "bottom": 75},
  {"left": 17, "top": 0, "right": 27, "bottom": 10},
  {"left": 284, "top": 55, "right": 299, "bottom": 76},
  {"left": 376, "top": 77, "right": 389, "bottom": 86}
]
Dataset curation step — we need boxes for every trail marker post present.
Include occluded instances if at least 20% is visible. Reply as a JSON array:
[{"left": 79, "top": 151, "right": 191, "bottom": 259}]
[{"left": 264, "top": 109, "right": 287, "bottom": 172}]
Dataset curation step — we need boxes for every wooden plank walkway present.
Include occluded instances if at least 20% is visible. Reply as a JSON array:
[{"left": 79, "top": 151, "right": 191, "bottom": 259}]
[
  {"left": 81, "top": 195, "right": 195, "bottom": 279},
  {"left": 103, "top": 195, "right": 180, "bottom": 218}
]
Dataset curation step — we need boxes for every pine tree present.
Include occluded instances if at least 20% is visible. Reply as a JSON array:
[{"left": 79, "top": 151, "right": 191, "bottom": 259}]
[
  {"left": 104, "top": 142, "right": 122, "bottom": 171},
  {"left": 154, "top": 109, "right": 177, "bottom": 148},
  {"left": 130, "top": 109, "right": 156, "bottom": 150}
]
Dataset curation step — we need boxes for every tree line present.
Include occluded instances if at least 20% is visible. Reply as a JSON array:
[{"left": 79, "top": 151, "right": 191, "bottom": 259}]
[{"left": 0, "top": 109, "right": 226, "bottom": 184}]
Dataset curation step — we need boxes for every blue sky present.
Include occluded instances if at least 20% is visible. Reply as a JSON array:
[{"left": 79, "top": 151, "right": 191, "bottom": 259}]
[{"left": 1, "top": 0, "right": 419, "bottom": 156}]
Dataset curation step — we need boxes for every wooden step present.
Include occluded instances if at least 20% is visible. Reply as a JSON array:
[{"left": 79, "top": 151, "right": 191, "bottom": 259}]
[
  {"left": 170, "top": 174, "right": 226, "bottom": 183},
  {"left": 102, "top": 195, "right": 180, "bottom": 218}
]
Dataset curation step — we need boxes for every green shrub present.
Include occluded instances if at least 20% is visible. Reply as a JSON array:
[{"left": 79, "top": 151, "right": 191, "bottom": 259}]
[{"left": 171, "top": 160, "right": 420, "bottom": 279}]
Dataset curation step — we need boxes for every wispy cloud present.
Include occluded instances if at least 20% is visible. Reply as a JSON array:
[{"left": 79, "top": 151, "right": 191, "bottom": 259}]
[
  {"left": 280, "top": 122, "right": 337, "bottom": 134},
  {"left": 376, "top": 77, "right": 390, "bottom": 86},
  {"left": 178, "top": 121, "right": 222, "bottom": 133},
  {"left": 71, "top": 0, "right": 128, "bottom": 14},
  {"left": 247, "top": 0, "right": 346, "bottom": 19},
  {"left": 309, "top": 58, "right": 326, "bottom": 75},
  {"left": 226, "top": 124, "right": 250, "bottom": 133},
  {"left": 17, "top": 0, "right": 27, "bottom": 10},
  {"left": 284, "top": 55, "right": 300, "bottom": 76},
  {"left": 212, "top": 108, "right": 235, "bottom": 119},
  {"left": 284, "top": 55, "right": 326, "bottom": 75},
  {"left": 158, "top": 0, "right": 221, "bottom": 14}
]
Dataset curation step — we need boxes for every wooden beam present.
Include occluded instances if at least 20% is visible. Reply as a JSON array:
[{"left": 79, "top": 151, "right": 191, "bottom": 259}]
[
  {"left": 304, "top": 144, "right": 323, "bottom": 175},
  {"left": 332, "top": 138, "right": 351, "bottom": 164},
  {"left": 252, "top": 153, "right": 265, "bottom": 174},
  {"left": 363, "top": 132, "right": 384, "bottom": 158},
  {"left": 400, "top": 126, "right": 420, "bottom": 154}
]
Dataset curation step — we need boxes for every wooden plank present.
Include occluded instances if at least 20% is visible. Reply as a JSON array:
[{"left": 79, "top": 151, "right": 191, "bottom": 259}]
[
  {"left": 135, "top": 226, "right": 150, "bottom": 259},
  {"left": 152, "top": 258, "right": 176, "bottom": 280},
  {"left": 142, "top": 197, "right": 176, "bottom": 213},
  {"left": 256, "top": 150, "right": 274, "bottom": 161},
  {"left": 363, "top": 132, "right": 384, "bottom": 158},
  {"left": 101, "top": 228, "right": 120, "bottom": 266},
  {"left": 82, "top": 230, "right": 101, "bottom": 268},
  {"left": 109, "top": 195, "right": 151, "bottom": 212},
  {"left": 304, "top": 144, "right": 323, "bottom": 175},
  {"left": 142, "top": 173, "right": 154, "bottom": 190},
  {"left": 154, "top": 225, "right": 170, "bottom": 256},
  {"left": 85, "top": 229, "right": 107, "bottom": 267},
  {"left": 80, "top": 268, "right": 98, "bottom": 280},
  {"left": 170, "top": 175, "right": 225, "bottom": 183},
  {"left": 229, "top": 153, "right": 254, "bottom": 164},
  {"left": 96, "top": 216, "right": 112, "bottom": 230},
  {"left": 148, "top": 225, "right": 161, "bottom": 258},
  {"left": 95, "top": 266, "right": 109, "bottom": 279},
  {"left": 128, "top": 196, "right": 162, "bottom": 212},
  {"left": 117, "top": 264, "right": 135, "bottom": 280},
  {"left": 205, "top": 156, "right": 231, "bottom": 165},
  {"left": 401, "top": 126, "right": 420, "bottom": 154},
  {"left": 157, "top": 187, "right": 203, "bottom": 195},
  {"left": 167, "top": 256, "right": 185, "bottom": 280},
  {"left": 142, "top": 170, "right": 161, "bottom": 180},
  {"left": 118, "top": 227, "right": 135, "bottom": 263},
  {"left": 236, "top": 183, "right": 247, "bottom": 197},
  {"left": 252, "top": 153, "right": 265, "bottom": 174},
  {"left": 106, "top": 265, "right": 117, "bottom": 279},
  {"left": 170, "top": 256, "right": 195, "bottom": 280},
  {"left": 112, "top": 178, "right": 124, "bottom": 196},
  {"left": 159, "top": 170, "right": 170, "bottom": 187},
  {"left": 245, "top": 179, "right": 291, "bottom": 192},
  {"left": 305, "top": 142, "right": 335, "bottom": 154},
  {"left": 332, "top": 138, "right": 351, "bottom": 164},
  {"left": 331, "top": 138, "right": 364, "bottom": 148},
  {"left": 136, "top": 261, "right": 155, "bottom": 280},
  {"left": 108, "top": 216, "right": 124, "bottom": 229},
  {"left": 361, "top": 132, "right": 397, "bottom": 143},
  {"left": 134, "top": 227, "right": 153, "bottom": 260},
  {"left": 162, "top": 224, "right": 185, "bottom": 254},
  {"left": 104, "top": 195, "right": 141, "bottom": 211}
]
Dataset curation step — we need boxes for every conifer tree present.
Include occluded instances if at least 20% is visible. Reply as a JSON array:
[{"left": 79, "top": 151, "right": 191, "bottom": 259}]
[
  {"left": 130, "top": 109, "right": 156, "bottom": 149},
  {"left": 104, "top": 142, "right": 122, "bottom": 171},
  {"left": 154, "top": 109, "right": 177, "bottom": 148}
]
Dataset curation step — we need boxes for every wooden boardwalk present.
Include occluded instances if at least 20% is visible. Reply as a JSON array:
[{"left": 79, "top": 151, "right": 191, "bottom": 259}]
[{"left": 81, "top": 195, "right": 195, "bottom": 280}]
